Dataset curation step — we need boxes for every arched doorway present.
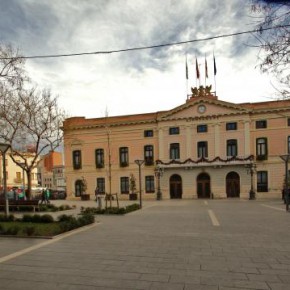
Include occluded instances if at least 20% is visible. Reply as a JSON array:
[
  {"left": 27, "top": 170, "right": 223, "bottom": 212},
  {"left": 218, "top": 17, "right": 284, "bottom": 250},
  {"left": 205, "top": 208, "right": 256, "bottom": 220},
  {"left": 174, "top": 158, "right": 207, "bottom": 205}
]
[
  {"left": 197, "top": 173, "right": 211, "bottom": 198},
  {"left": 75, "top": 180, "right": 83, "bottom": 197},
  {"left": 170, "top": 174, "right": 182, "bottom": 199},
  {"left": 226, "top": 172, "right": 240, "bottom": 198}
]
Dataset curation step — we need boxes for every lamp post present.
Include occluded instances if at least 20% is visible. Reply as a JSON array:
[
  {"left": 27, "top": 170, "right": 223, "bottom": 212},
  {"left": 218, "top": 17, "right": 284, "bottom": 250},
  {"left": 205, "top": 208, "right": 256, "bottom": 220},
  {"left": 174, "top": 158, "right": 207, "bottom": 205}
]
[
  {"left": 0, "top": 143, "right": 11, "bottom": 216},
  {"left": 280, "top": 154, "right": 290, "bottom": 211},
  {"left": 246, "top": 161, "right": 256, "bottom": 200},
  {"left": 134, "top": 159, "right": 144, "bottom": 208},
  {"left": 154, "top": 166, "right": 164, "bottom": 200}
]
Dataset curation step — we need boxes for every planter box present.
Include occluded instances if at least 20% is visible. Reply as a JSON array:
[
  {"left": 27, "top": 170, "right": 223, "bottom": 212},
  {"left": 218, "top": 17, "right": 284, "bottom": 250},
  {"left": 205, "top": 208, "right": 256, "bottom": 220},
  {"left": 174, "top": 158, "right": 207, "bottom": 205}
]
[
  {"left": 81, "top": 194, "right": 90, "bottom": 201},
  {"left": 129, "top": 193, "right": 138, "bottom": 200}
]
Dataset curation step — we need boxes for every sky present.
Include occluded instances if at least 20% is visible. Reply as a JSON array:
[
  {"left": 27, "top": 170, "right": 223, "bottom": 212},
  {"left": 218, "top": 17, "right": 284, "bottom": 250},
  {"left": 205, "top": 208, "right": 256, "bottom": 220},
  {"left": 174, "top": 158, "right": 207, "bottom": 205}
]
[{"left": 0, "top": 0, "right": 280, "bottom": 119}]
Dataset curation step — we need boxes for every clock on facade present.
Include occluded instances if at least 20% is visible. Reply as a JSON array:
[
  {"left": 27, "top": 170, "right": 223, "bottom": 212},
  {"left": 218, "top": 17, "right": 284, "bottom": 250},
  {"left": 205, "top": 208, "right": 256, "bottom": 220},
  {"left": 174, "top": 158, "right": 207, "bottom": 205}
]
[{"left": 198, "top": 104, "right": 206, "bottom": 113}]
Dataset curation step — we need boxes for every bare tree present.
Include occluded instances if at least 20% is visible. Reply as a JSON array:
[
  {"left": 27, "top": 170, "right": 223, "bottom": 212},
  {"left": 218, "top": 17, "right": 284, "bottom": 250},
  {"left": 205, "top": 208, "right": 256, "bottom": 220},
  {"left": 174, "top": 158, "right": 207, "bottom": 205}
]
[
  {"left": 0, "top": 44, "right": 27, "bottom": 90},
  {"left": 250, "top": 0, "right": 290, "bottom": 98},
  {"left": 0, "top": 87, "right": 65, "bottom": 199}
]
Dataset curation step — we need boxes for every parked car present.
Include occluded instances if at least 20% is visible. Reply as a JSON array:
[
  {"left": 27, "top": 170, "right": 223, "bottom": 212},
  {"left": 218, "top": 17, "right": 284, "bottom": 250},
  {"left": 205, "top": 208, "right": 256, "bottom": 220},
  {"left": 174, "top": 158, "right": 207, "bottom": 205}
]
[{"left": 50, "top": 190, "right": 67, "bottom": 200}]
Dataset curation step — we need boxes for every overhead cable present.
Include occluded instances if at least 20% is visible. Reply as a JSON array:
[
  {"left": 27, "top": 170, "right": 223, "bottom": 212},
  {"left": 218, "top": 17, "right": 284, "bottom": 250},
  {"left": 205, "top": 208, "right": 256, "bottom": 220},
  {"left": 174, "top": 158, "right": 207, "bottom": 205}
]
[{"left": 0, "top": 24, "right": 289, "bottom": 60}]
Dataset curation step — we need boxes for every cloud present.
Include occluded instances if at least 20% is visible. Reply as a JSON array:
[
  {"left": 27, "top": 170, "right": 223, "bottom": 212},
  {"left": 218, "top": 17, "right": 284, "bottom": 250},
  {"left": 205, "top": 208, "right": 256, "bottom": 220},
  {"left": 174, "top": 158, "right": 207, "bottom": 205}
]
[{"left": 0, "top": 0, "right": 278, "bottom": 118}]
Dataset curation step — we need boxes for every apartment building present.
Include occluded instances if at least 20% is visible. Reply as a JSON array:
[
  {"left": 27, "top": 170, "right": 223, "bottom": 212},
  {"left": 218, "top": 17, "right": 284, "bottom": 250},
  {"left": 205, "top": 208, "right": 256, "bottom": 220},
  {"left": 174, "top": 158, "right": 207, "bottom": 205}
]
[
  {"left": 0, "top": 152, "right": 39, "bottom": 190},
  {"left": 63, "top": 89, "right": 290, "bottom": 200},
  {"left": 37, "top": 151, "right": 64, "bottom": 190}
]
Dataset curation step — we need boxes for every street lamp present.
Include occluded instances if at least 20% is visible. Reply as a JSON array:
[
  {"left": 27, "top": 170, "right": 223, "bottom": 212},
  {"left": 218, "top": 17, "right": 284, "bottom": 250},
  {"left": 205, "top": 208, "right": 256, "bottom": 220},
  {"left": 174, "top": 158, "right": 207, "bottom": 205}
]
[
  {"left": 134, "top": 159, "right": 144, "bottom": 208},
  {"left": 0, "top": 143, "right": 11, "bottom": 216},
  {"left": 280, "top": 154, "right": 290, "bottom": 211},
  {"left": 246, "top": 161, "right": 257, "bottom": 200},
  {"left": 154, "top": 166, "right": 164, "bottom": 200}
]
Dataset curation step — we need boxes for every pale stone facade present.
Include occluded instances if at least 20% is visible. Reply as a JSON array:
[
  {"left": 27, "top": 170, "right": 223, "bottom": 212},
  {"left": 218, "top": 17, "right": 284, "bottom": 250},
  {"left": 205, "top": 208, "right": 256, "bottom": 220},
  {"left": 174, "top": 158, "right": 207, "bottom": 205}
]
[{"left": 63, "top": 92, "right": 290, "bottom": 200}]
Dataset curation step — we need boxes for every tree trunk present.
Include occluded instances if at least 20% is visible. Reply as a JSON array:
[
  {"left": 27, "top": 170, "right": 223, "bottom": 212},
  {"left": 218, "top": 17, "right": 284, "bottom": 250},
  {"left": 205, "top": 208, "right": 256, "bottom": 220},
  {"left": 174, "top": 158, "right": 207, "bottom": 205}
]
[{"left": 26, "top": 169, "right": 32, "bottom": 200}]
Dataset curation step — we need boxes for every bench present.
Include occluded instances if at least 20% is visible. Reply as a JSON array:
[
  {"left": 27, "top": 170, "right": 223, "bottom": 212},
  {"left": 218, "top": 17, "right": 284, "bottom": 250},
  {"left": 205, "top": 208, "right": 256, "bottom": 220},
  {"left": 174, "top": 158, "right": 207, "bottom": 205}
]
[{"left": 0, "top": 199, "right": 40, "bottom": 212}]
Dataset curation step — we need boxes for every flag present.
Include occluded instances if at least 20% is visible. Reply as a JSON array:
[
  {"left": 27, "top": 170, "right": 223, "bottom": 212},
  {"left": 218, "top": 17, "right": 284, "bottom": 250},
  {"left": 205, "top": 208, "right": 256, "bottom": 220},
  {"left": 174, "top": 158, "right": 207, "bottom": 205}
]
[
  {"left": 196, "top": 58, "right": 200, "bottom": 79},
  {"left": 205, "top": 57, "right": 208, "bottom": 78},
  {"left": 185, "top": 57, "right": 188, "bottom": 80},
  {"left": 213, "top": 55, "right": 217, "bottom": 75}
]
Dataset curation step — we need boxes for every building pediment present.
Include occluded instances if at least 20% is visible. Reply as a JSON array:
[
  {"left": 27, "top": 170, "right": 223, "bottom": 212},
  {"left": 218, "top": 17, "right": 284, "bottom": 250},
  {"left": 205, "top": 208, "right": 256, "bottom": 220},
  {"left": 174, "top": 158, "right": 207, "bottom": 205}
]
[{"left": 158, "top": 95, "right": 250, "bottom": 121}]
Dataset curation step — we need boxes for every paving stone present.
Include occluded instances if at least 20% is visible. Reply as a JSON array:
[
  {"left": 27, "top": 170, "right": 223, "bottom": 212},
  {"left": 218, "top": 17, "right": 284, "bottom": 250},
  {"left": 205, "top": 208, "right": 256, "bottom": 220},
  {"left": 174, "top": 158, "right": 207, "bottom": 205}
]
[{"left": 0, "top": 199, "right": 290, "bottom": 289}]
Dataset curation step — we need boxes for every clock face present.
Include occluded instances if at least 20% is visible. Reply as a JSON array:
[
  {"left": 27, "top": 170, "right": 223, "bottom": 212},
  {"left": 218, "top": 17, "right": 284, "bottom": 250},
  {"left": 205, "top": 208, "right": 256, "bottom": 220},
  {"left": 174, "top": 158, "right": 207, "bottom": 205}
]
[{"left": 198, "top": 105, "right": 206, "bottom": 113}]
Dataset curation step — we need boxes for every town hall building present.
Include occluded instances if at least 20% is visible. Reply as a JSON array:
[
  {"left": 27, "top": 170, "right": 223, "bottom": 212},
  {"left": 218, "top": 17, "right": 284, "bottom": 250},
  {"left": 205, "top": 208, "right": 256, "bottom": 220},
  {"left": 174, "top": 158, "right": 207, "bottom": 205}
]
[{"left": 63, "top": 87, "right": 290, "bottom": 200}]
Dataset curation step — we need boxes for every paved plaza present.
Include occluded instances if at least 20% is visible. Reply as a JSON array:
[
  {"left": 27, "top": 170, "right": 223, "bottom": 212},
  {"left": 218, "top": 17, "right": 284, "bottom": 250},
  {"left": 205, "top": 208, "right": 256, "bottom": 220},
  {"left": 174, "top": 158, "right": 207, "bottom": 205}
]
[{"left": 0, "top": 199, "right": 290, "bottom": 290}]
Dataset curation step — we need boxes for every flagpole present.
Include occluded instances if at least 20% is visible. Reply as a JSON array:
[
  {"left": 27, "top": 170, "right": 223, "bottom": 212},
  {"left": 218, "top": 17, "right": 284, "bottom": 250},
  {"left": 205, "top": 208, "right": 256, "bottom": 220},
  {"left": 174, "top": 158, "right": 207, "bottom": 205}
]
[
  {"left": 213, "top": 52, "right": 217, "bottom": 96},
  {"left": 185, "top": 54, "right": 189, "bottom": 100},
  {"left": 204, "top": 55, "right": 206, "bottom": 87},
  {"left": 195, "top": 57, "right": 198, "bottom": 88}
]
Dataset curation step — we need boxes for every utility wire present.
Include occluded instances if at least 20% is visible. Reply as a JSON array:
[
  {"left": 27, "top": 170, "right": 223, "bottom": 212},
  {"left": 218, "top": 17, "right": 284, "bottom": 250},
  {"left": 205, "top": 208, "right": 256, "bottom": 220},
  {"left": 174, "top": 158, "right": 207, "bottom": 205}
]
[{"left": 1, "top": 24, "right": 289, "bottom": 60}]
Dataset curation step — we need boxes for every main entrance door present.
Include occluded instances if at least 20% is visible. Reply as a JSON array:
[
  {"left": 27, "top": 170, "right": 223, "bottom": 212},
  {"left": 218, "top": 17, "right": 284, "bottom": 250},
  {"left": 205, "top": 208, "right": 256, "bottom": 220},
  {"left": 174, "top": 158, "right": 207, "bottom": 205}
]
[
  {"left": 226, "top": 171, "right": 240, "bottom": 198},
  {"left": 170, "top": 174, "right": 182, "bottom": 199},
  {"left": 197, "top": 173, "right": 211, "bottom": 198}
]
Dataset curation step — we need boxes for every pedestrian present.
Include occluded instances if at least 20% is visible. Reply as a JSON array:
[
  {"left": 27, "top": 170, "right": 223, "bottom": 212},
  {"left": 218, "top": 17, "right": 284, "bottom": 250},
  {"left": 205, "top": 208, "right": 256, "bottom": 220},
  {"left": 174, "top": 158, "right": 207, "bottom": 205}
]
[
  {"left": 46, "top": 188, "right": 50, "bottom": 204},
  {"left": 286, "top": 188, "right": 290, "bottom": 212},
  {"left": 40, "top": 189, "right": 46, "bottom": 204},
  {"left": 95, "top": 187, "right": 102, "bottom": 209}
]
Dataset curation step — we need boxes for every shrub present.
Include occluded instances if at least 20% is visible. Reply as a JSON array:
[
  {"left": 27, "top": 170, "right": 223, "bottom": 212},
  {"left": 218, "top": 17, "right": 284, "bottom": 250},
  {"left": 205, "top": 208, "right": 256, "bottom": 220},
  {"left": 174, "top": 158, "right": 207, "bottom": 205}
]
[
  {"left": 24, "top": 226, "right": 35, "bottom": 236},
  {"left": 6, "top": 225, "right": 20, "bottom": 235},
  {"left": 40, "top": 214, "right": 54, "bottom": 223},
  {"left": 0, "top": 214, "right": 15, "bottom": 222},
  {"left": 125, "top": 203, "right": 140, "bottom": 213},
  {"left": 58, "top": 205, "right": 71, "bottom": 211},
  {"left": 79, "top": 213, "right": 95, "bottom": 225},
  {"left": 21, "top": 214, "right": 53, "bottom": 223},
  {"left": 58, "top": 214, "right": 74, "bottom": 222},
  {"left": 22, "top": 214, "right": 34, "bottom": 223},
  {"left": 39, "top": 204, "right": 58, "bottom": 212}
]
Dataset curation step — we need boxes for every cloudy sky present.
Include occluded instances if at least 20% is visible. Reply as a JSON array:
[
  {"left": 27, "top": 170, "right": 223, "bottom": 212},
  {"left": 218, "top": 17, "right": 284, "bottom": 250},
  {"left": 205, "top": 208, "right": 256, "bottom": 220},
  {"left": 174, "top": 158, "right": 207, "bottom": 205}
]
[{"left": 0, "top": 0, "right": 279, "bottom": 118}]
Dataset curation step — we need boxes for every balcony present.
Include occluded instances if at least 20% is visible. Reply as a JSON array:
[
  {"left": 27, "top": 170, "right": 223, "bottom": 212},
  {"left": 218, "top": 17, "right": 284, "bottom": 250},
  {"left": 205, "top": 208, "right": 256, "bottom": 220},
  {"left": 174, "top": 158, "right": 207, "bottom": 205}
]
[{"left": 156, "top": 155, "right": 254, "bottom": 169}]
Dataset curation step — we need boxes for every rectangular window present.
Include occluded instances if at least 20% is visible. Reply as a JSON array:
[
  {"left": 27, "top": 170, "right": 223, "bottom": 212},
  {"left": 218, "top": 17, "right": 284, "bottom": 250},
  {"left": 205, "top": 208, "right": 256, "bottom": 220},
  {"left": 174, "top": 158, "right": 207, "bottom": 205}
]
[
  {"left": 197, "top": 141, "right": 208, "bottom": 158},
  {"left": 288, "top": 118, "right": 290, "bottom": 126},
  {"left": 96, "top": 178, "right": 105, "bottom": 194},
  {"left": 145, "top": 176, "right": 155, "bottom": 193},
  {"left": 257, "top": 171, "right": 268, "bottom": 192},
  {"left": 256, "top": 138, "right": 268, "bottom": 160},
  {"left": 144, "top": 145, "right": 154, "bottom": 166},
  {"left": 95, "top": 148, "right": 104, "bottom": 168},
  {"left": 72, "top": 150, "right": 82, "bottom": 169},
  {"left": 169, "top": 127, "right": 180, "bottom": 135},
  {"left": 227, "top": 139, "right": 238, "bottom": 157},
  {"left": 144, "top": 130, "right": 153, "bottom": 137},
  {"left": 120, "top": 177, "right": 129, "bottom": 194},
  {"left": 170, "top": 143, "right": 180, "bottom": 159},
  {"left": 16, "top": 172, "right": 21, "bottom": 181},
  {"left": 197, "top": 124, "right": 208, "bottom": 133},
  {"left": 119, "top": 147, "right": 129, "bottom": 167},
  {"left": 256, "top": 120, "right": 267, "bottom": 129},
  {"left": 226, "top": 122, "right": 237, "bottom": 130},
  {"left": 288, "top": 136, "right": 290, "bottom": 154}
]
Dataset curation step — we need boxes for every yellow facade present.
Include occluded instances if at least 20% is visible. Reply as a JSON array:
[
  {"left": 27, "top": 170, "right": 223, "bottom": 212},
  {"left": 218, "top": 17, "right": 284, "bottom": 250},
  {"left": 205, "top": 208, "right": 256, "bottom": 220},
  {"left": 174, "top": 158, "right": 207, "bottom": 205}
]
[
  {"left": 0, "top": 152, "right": 39, "bottom": 190},
  {"left": 63, "top": 92, "right": 290, "bottom": 200}
]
